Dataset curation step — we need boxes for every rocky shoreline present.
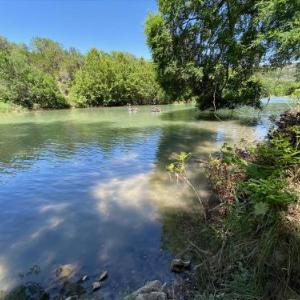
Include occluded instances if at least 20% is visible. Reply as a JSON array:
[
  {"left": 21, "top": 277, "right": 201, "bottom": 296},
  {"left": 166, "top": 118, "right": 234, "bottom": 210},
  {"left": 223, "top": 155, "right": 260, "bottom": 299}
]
[{"left": 1, "top": 257, "right": 195, "bottom": 300}]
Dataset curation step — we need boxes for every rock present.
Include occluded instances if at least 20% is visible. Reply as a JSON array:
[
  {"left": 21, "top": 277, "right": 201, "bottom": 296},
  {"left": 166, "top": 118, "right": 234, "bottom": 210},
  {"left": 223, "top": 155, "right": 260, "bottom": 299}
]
[
  {"left": 55, "top": 264, "right": 77, "bottom": 280},
  {"left": 132, "top": 280, "right": 163, "bottom": 295},
  {"left": 136, "top": 292, "right": 167, "bottom": 300},
  {"left": 92, "top": 281, "right": 102, "bottom": 292},
  {"left": 124, "top": 281, "right": 166, "bottom": 300},
  {"left": 160, "top": 283, "right": 168, "bottom": 293},
  {"left": 98, "top": 270, "right": 108, "bottom": 281},
  {"left": 170, "top": 258, "right": 191, "bottom": 273}
]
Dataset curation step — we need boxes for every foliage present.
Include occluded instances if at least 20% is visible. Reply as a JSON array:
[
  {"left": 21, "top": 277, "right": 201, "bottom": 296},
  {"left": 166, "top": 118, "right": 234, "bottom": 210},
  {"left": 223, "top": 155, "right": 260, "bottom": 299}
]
[
  {"left": 70, "top": 49, "right": 166, "bottom": 107},
  {"left": 0, "top": 46, "right": 68, "bottom": 109},
  {"left": 0, "top": 35, "right": 167, "bottom": 110},
  {"left": 257, "top": 64, "right": 300, "bottom": 97},
  {"left": 203, "top": 109, "right": 300, "bottom": 299},
  {"left": 145, "top": 0, "right": 300, "bottom": 110},
  {"left": 296, "top": 63, "right": 300, "bottom": 82},
  {"left": 166, "top": 151, "right": 191, "bottom": 176},
  {"left": 28, "top": 38, "right": 84, "bottom": 97},
  {"left": 167, "top": 151, "right": 206, "bottom": 217}
]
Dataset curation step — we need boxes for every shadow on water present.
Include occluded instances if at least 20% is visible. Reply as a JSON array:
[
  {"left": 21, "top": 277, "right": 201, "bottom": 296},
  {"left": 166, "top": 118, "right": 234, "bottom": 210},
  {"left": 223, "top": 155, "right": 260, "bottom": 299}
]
[
  {"left": 149, "top": 125, "right": 219, "bottom": 260},
  {"left": 160, "top": 107, "right": 254, "bottom": 122},
  {"left": 160, "top": 103, "right": 290, "bottom": 127},
  {"left": 155, "top": 125, "right": 217, "bottom": 165}
]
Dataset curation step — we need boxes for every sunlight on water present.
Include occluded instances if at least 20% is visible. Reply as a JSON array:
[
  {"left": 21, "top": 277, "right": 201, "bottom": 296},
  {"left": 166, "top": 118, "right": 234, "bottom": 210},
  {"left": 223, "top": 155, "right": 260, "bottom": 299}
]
[{"left": 0, "top": 101, "right": 289, "bottom": 298}]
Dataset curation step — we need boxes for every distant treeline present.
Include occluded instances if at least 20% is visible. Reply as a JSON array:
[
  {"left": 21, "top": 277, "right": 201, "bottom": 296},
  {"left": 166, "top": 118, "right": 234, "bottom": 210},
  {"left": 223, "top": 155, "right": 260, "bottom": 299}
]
[
  {"left": 258, "top": 63, "right": 300, "bottom": 97},
  {"left": 0, "top": 36, "right": 168, "bottom": 110},
  {"left": 0, "top": 36, "right": 299, "bottom": 111}
]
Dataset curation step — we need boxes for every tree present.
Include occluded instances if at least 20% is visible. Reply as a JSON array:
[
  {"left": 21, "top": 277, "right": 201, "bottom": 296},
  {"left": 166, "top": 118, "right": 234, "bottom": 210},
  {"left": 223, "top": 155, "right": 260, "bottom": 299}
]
[
  {"left": 0, "top": 46, "right": 68, "bottom": 109},
  {"left": 30, "top": 38, "right": 65, "bottom": 76},
  {"left": 0, "top": 35, "right": 166, "bottom": 109},
  {"left": 145, "top": 0, "right": 300, "bottom": 110},
  {"left": 69, "top": 49, "right": 115, "bottom": 106},
  {"left": 70, "top": 49, "right": 165, "bottom": 107},
  {"left": 57, "top": 47, "right": 83, "bottom": 96}
]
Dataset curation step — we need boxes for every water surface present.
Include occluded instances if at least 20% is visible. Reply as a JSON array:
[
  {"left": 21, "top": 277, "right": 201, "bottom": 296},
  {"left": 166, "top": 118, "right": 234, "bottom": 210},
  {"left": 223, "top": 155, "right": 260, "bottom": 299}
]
[{"left": 0, "top": 101, "right": 289, "bottom": 298}]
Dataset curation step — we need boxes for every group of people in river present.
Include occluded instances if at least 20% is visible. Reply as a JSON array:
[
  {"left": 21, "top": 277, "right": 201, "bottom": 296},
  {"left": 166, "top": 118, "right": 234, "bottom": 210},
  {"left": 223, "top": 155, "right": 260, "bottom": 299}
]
[{"left": 127, "top": 104, "right": 161, "bottom": 113}]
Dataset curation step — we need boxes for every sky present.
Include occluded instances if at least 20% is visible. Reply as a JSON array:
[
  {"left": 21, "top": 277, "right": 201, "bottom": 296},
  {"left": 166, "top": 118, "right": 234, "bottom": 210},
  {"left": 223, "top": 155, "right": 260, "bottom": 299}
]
[{"left": 0, "top": 0, "right": 157, "bottom": 59}]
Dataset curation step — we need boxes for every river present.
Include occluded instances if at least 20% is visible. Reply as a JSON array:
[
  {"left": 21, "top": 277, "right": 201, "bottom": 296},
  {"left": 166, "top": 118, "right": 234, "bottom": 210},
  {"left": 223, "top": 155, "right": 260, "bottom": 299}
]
[{"left": 0, "top": 100, "right": 290, "bottom": 299}]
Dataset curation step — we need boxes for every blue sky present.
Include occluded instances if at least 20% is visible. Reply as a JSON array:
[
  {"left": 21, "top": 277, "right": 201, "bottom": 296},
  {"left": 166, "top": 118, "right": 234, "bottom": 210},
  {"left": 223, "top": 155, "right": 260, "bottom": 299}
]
[{"left": 0, "top": 0, "right": 157, "bottom": 59}]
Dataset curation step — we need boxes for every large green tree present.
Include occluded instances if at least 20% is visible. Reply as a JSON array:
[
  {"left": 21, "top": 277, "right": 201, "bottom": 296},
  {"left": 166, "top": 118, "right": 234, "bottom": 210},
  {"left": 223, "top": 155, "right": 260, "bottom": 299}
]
[
  {"left": 29, "top": 38, "right": 83, "bottom": 96},
  {"left": 145, "top": 0, "right": 300, "bottom": 110},
  {"left": 0, "top": 45, "right": 68, "bottom": 109},
  {"left": 70, "top": 49, "right": 165, "bottom": 106}
]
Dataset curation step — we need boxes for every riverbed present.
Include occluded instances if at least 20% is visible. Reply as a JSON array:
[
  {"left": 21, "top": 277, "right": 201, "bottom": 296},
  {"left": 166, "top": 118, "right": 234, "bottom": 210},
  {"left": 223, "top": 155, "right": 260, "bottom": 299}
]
[{"left": 0, "top": 100, "right": 289, "bottom": 299}]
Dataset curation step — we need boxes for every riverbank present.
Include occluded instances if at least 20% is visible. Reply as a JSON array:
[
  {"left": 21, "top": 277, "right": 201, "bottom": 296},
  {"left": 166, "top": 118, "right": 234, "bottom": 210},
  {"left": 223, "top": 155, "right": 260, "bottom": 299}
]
[
  {"left": 180, "top": 108, "right": 300, "bottom": 299},
  {"left": 0, "top": 95, "right": 293, "bottom": 115},
  {"left": 0, "top": 102, "right": 26, "bottom": 113}
]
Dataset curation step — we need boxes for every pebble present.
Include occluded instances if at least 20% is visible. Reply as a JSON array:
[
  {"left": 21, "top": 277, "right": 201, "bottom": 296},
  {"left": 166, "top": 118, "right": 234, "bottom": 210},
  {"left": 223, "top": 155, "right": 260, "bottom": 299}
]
[{"left": 92, "top": 281, "right": 102, "bottom": 292}]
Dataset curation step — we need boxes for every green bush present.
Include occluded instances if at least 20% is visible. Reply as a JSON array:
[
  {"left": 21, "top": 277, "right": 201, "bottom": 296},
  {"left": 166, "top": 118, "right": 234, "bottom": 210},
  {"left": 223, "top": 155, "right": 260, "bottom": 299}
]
[
  {"left": 70, "top": 49, "right": 166, "bottom": 107},
  {"left": 0, "top": 47, "right": 68, "bottom": 109}
]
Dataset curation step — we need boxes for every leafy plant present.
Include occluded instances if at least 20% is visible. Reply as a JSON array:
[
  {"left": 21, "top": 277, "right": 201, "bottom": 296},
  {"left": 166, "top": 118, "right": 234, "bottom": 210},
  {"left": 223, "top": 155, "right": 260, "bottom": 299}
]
[
  {"left": 204, "top": 109, "right": 300, "bottom": 299},
  {"left": 167, "top": 152, "right": 206, "bottom": 218}
]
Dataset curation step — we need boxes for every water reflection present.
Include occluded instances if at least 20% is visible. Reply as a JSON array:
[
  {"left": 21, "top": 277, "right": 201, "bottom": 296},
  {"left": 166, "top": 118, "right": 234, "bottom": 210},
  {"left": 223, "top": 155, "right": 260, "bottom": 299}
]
[{"left": 0, "top": 102, "right": 287, "bottom": 298}]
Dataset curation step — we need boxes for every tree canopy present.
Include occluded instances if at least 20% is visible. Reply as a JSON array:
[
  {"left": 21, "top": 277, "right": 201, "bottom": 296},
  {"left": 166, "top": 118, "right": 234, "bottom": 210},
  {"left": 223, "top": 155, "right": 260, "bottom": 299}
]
[
  {"left": 0, "top": 36, "right": 167, "bottom": 109},
  {"left": 145, "top": 0, "right": 300, "bottom": 110},
  {"left": 70, "top": 49, "right": 165, "bottom": 107},
  {"left": 0, "top": 40, "right": 68, "bottom": 109}
]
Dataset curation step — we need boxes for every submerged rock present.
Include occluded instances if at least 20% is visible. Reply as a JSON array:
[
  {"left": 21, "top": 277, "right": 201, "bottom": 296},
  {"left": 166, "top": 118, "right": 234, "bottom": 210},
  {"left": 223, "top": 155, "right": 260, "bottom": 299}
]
[
  {"left": 92, "top": 281, "right": 102, "bottom": 292},
  {"left": 55, "top": 264, "right": 77, "bottom": 280},
  {"left": 98, "top": 270, "right": 108, "bottom": 281},
  {"left": 170, "top": 259, "right": 191, "bottom": 273},
  {"left": 132, "top": 280, "right": 162, "bottom": 295},
  {"left": 125, "top": 280, "right": 167, "bottom": 300},
  {"left": 136, "top": 292, "right": 167, "bottom": 300}
]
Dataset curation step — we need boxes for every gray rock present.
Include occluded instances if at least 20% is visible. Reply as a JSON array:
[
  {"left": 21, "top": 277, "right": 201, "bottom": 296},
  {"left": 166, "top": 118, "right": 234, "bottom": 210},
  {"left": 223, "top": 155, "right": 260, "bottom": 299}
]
[
  {"left": 170, "top": 258, "right": 191, "bottom": 273},
  {"left": 124, "top": 281, "right": 165, "bottom": 300},
  {"left": 136, "top": 292, "right": 167, "bottom": 300},
  {"left": 92, "top": 282, "right": 102, "bottom": 292},
  {"left": 132, "top": 280, "right": 163, "bottom": 295}
]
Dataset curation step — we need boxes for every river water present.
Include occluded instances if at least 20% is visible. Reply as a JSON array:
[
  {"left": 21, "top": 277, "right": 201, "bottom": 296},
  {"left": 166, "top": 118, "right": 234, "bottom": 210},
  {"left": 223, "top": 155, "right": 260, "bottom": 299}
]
[{"left": 0, "top": 100, "right": 289, "bottom": 299}]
